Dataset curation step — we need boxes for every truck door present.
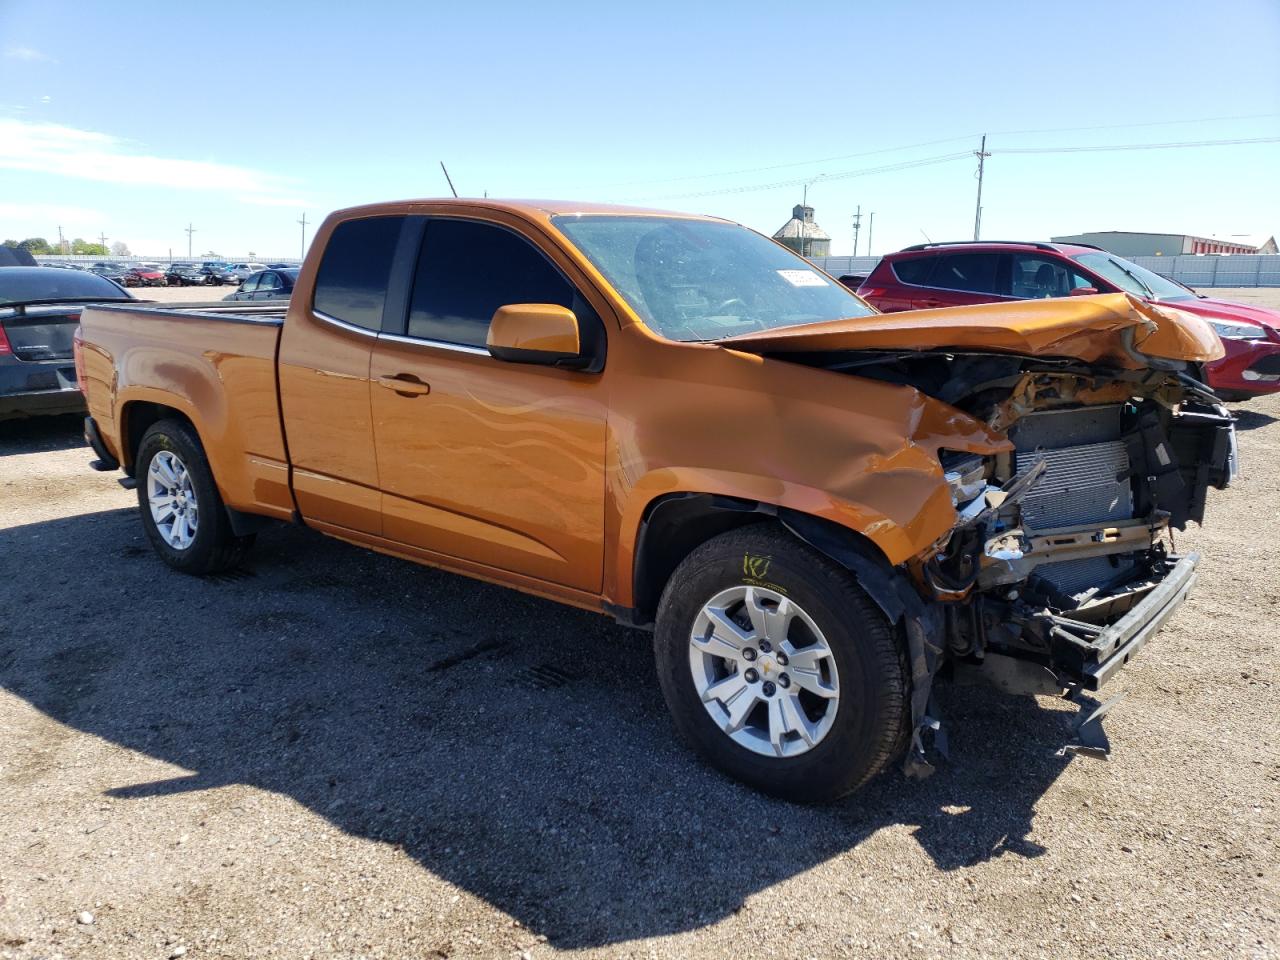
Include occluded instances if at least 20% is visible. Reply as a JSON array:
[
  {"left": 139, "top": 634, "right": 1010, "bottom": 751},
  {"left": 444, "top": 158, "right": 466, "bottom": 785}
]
[
  {"left": 368, "top": 215, "right": 608, "bottom": 594},
  {"left": 278, "top": 215, "right": 407, "bottom": 535}
]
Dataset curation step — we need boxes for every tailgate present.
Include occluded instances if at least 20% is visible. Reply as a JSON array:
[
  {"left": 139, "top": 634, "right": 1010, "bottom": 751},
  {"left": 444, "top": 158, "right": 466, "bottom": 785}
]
[{"left": 1, "top": 308, "right": 80, "bottom": 361}]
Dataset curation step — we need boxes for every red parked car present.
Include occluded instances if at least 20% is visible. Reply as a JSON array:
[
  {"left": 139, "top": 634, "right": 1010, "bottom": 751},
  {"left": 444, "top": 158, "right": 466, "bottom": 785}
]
[
  {"left": 124, "top": 265, "right": 168, "bottom": 288},
  {"left": 854, "top": 241, "right": 1280, "bottom": 401}
]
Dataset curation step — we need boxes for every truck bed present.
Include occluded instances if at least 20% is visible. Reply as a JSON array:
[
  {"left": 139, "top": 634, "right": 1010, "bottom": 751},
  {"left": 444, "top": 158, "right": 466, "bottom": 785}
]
[{"left": 78, "top": 302, "right": 295, "bottom": 521}]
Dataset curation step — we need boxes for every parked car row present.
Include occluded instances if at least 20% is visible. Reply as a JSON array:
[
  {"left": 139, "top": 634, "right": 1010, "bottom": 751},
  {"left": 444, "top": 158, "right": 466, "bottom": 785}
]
[
  {"left": 845, "top": 240, "right": 1280, "bottom": 401},
  {"left": 37, "top": 260, "right": 301, "bottom": 286}
]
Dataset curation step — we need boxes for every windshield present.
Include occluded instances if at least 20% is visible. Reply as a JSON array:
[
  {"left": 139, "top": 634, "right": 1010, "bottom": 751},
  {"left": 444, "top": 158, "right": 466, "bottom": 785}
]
[
  {"left": 1073, "top": 252, "right": 1192, "bottom": 302},
  {"left": 0, "top": 268, "right": 132, "bottom": 305},
  {"left": 552, "top": 215, "right": 874, "bottom": 341}
]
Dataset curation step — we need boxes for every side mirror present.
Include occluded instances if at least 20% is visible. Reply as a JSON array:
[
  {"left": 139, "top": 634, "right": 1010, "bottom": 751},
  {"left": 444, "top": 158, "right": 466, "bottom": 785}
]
[
  {"left": 1069, "top": 286, "right": 1100, "bottom": 297},
  {"left": 487, "top": 303, "right": 583, "bottom": 367}
]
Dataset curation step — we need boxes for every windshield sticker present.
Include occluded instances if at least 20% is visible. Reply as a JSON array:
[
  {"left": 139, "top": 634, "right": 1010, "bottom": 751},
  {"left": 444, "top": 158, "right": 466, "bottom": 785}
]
[{"left": 777, "top": 269, "right": 829, "bottom": 288}]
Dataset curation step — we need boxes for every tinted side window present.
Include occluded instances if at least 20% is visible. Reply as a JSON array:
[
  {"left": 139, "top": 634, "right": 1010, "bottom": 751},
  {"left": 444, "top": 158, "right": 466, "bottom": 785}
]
[
  {"left": 240, "top": 273, "right": 260, "bottom": 294},
  {"left": 1010, "top": 254, "right": 1094, "bottom": 299},
  {"left": 891, "top": 257, "right": 935, "bottom": 286},
  {"left": 929, "top": 254, "right": 999, "bottom": 293},
  {"left": 313, "top": 216, "right": 405, "bottom": 330},
  {"left": 408, "top": 219, "right": 574, "bottom": 347}
]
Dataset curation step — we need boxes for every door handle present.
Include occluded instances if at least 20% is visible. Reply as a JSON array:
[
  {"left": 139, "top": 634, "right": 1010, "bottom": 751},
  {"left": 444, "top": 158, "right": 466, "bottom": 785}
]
[{"left": 377, "top": 374, "right": 431, "bottom": 397}]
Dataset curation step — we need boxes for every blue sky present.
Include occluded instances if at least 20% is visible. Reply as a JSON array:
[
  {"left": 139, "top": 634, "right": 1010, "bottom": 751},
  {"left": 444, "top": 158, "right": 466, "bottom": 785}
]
[{"left": 1, "top": 0, "right": 1277, "bottom": 258}]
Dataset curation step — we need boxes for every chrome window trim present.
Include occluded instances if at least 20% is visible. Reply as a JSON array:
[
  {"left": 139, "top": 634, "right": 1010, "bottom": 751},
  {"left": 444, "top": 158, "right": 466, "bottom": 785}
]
[
  {"left": 312, "top": 308, "right": 380, "bottom": 338},
  {"left": 379, "top": 331, "right": 490, "bottom": 356}
]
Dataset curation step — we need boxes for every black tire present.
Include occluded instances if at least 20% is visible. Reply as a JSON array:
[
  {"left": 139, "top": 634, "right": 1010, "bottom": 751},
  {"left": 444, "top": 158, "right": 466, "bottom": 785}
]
[
  {"left": 654, "top": 524, "right": 908, "bottom": 803},
  {"left": 135, "top": 419, "right": 254, "bottom": 574}
]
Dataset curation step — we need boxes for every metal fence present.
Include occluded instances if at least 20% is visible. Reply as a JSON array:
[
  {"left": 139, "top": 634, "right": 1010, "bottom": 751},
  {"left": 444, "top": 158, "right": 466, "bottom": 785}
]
[
  {"left": 1126, "top": 255, "right": 1280, "bottom": 288},
  {"left": 809, "top": 254, "right": 1280, "bottom": 288},
  {"left": 808, "top": 256, "right": 882, "bottom": 279}
]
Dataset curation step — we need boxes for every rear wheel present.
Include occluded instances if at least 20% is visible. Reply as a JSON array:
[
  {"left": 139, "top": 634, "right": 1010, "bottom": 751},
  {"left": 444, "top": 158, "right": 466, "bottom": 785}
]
[
  {"left": 654, "top": 525, "right": 908, "bottom": 802},
  {"left": 136, "top": 419, "right": 254, "bottom": 574}
]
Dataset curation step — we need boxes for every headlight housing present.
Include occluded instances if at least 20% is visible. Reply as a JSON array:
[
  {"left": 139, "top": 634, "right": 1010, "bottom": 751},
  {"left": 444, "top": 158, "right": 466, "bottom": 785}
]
[
  {"left": 1208, "top": 319, "right": 1267, "bottom": 340},
  {"left": 940, "top": 452, "right": 989, "bottom": 506}
]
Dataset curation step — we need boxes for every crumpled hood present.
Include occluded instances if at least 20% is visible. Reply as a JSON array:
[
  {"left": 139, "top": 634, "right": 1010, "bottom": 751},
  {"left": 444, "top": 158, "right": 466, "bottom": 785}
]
[{"left": 721, "top": 292, "right": 1224, "bottom": 368}]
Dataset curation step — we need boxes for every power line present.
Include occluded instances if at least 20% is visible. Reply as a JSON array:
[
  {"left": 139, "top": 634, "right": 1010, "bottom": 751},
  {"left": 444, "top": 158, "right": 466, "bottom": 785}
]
[
  {"left": 608, "top": 134, "right": 978, "bottom": 188},
  {"left": 636, "top": 151, "right": 973, "bottom": 201},
  {"left": 602, "top": 112, "right": 1280, "bottom": 190},
  {"left": 633, "top": 133, "right": 1279, "bottom": 203},
  {"left": 995, "top": 135, "right": 1280, "bottom": 155},
  {"left": 986, "top": 112, "right": 1280, "bottom": 139}
]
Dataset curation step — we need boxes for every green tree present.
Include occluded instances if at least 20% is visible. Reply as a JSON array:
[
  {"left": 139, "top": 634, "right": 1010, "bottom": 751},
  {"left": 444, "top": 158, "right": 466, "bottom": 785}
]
[
  {"left": 70, "top": 238, "right": 107, "bottom": 255},
  {"left": 17, "top": 238, "right": 52, "bottom": 254}
]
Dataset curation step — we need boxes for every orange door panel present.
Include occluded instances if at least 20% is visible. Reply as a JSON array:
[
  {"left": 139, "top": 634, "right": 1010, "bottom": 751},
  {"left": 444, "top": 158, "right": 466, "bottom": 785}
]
[
  {"left": 278, "top": 316, "right": 381, "bottom": 534},
  {"left": 369, "top": 339, "right": 606, "bottom": 592}
]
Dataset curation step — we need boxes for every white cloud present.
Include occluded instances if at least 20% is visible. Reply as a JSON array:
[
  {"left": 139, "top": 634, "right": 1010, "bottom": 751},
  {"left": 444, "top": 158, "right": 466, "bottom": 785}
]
[
  {"left": 4, "top": 46, "right": 57, "bottom": 63},
  {"left": 0, "top": 202, "right": 106, "bottom": 223},
  {"left": 0, "top": 118, "right": 310, "bottom": 206}
]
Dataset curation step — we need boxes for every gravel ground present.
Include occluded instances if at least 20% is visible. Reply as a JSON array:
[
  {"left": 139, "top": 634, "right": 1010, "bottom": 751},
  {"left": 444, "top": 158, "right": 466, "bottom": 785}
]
[{"left": 0, "top": 290, "right": 1277, "bottom": 960}]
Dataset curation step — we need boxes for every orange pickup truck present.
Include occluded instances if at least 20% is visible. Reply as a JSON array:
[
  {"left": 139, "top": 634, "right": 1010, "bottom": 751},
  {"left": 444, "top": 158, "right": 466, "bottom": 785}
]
[{"left": 76, "top": 199, "right": 1236, "bottom": 800}]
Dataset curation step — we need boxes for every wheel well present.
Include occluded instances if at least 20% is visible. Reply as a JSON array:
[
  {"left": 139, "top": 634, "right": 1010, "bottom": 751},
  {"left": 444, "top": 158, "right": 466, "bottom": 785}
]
[
  {"left": 630, "top": 493, "right": 907, "bottom": 628},
  {"left": 121, "top": 401, "right": 196, "bottom": 475},
  {"left": 632, "top": 494, "right": 769, "bottom": 625}
]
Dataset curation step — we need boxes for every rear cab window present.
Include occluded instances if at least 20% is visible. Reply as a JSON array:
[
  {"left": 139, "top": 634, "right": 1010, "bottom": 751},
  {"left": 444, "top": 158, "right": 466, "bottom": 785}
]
[{"left": 313, "top": 216, "right": 406, "bottom": 331}]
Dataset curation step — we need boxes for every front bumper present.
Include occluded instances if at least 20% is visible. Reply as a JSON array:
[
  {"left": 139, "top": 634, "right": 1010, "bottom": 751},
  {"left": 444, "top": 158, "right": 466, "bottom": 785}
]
[
  {"left": 1044, "top": 553, "right": 1199, "bottom": 689},
  {"left": 1205, "top": 336, "right": 1280, "bottom": 397}
]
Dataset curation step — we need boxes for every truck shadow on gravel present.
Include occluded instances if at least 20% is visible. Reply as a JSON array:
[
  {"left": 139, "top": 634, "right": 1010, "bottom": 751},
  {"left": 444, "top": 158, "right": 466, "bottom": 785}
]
[
  {"left": 1, "top": 508, "right": 1082, "bottom": 949},
  {"left": 0, "top": 414, "right": 86, "bottom": 455}
]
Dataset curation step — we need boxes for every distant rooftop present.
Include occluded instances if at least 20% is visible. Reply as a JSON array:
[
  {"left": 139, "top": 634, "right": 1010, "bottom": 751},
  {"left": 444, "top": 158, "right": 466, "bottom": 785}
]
[{"left": 773, "top": 204, "right": 831, "bottom": 241}]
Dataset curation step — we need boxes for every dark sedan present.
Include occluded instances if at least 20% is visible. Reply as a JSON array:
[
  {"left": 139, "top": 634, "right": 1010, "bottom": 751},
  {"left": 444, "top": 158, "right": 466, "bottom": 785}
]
[
  {"left": 199, "top": 266, "right": 235, "bottom": 286},
  {"left": 222, "top": 268, "right": 298, "bottom": 301},
  {"left": 89, "top": 263, "right": 131, "bottom": 285},
  {"left": 0, "top": 267, "right": 133, "bottom": 420},
  {"left": 166, "top": 264, "right": 210, "bottom": 286}
]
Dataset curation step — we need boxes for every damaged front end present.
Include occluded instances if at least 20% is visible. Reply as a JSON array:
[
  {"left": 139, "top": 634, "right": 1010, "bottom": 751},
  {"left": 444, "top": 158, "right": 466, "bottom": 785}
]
[
  {"left": 933, "top": 383, "right": 1235, "bottom": 691},
  {"left": 898, "top": 365, "right": 1233, "bottom": 771},
  {"left": 727, "top": 293, "right": 1236, "bottom": 769}
]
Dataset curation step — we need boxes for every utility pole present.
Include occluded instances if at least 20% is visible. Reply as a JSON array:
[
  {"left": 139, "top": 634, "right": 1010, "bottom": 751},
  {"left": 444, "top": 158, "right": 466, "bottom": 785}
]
[
  {"left": 866, "top": 212, "right": 875, "bottom": 258},
  {"left": 298, "top": 212, "right": 309, "bottom": 259},
  {"left": 185, "top": 223, "right": 196, "bottom": 259},
  {"left": 98, "top": 232, "right": 108, "bottom": 255},
  {"left": 57, "top": 225, "right": 65, "bottom": 254},
  {"left": 851, "top": 205, "right": 862, "bottom": 258},
  {"left": 973, "top": 134, "right": 990, "bottom": 241}
]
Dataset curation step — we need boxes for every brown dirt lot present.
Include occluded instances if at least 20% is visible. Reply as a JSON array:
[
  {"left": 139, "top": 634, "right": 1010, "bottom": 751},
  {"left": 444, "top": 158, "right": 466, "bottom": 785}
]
[{"left": 0, "top": 290, "right": 1277, "bottom": 959}]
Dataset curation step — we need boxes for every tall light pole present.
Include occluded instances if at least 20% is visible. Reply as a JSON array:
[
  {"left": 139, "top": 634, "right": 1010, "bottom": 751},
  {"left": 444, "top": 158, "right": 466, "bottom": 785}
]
[
  {"left": 185, "top": 223, "right": 197, "bottom": 259},
  {"left": 866, "top": 212, "right": 875, "bottom": 257},
  {"left": 973, "top": 134, "right": 990, "bottom": 241},
  {"left": 298, "top": 212, "right": 309, "bottom": 260}
]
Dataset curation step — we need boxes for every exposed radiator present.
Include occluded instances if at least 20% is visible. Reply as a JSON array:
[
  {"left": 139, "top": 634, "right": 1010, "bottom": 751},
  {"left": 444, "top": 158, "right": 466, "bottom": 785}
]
[{"left": 1009, "top": 405, "right": 1136, "bottom": 596}]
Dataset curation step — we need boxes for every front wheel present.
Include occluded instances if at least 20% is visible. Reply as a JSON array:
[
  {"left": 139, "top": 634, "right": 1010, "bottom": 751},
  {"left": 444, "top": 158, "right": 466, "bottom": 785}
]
[
  {"left": 654, "top": 525, "right": 908, "bottom": 802},
  {"left": 136, "top": 419, "right": 254, "bottom": 574}
]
